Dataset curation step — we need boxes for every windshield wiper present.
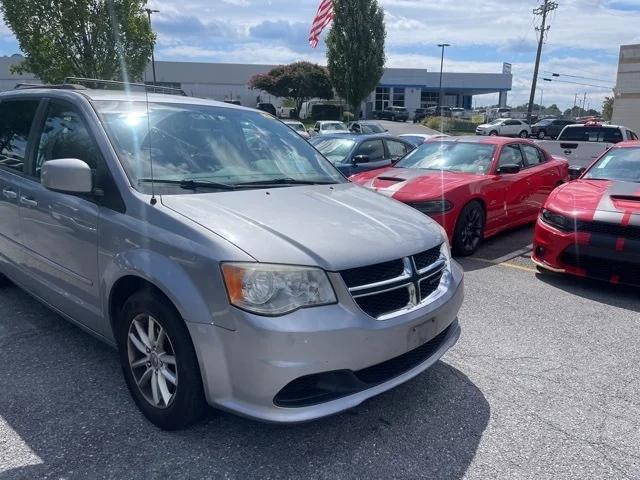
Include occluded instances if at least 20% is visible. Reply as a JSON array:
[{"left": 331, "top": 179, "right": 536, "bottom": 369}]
[
  {"left": 234, "top": 178, "right": 337, "bottom": 187},
  {"left": 138, "top": 178, "right": 237, "bottom": 190}
]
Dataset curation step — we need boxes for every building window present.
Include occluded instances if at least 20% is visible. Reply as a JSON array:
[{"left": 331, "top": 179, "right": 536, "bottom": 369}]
[
  {"left": 392, "top": 88, "right": 405, "bottom": 107},
  {"left": 375, "top": 87, "right": 390, "bottom": 111},
  {"left": 420, "top": 90, "right": 438, "bottom": 108}
]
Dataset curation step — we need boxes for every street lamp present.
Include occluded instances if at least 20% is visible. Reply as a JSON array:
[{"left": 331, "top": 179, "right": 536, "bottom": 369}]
[
  {"left": 437, "top": 43, "right": 450, "bottom": 111},
  {"left": 144, "top": 8, "right": 160, "bottom": 84}
]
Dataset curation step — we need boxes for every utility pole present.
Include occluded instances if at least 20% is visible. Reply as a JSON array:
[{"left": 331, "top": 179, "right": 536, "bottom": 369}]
[
  {"left": 526, "top": 0, "right": 558, "bottom": 123},
  {"left": 437, "top": 43, "right": 450, "bottom": 112},
  {"left": 582, "top": 92, "right": 587, "bottom": 114},
  {"left": 144, "top": 8, "right": 160, "bottom": 84}
]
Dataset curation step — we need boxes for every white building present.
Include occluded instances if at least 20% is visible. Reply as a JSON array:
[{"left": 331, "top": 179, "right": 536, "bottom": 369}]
[
  {"left": 612, "top": 44, "right": 640, "bottom": 133},
  {"left": 0, "top": 55, "right": 512, "bottom": 118}
]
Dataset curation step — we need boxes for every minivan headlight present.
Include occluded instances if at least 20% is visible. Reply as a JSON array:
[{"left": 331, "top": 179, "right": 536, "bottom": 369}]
[{"left": 221, "top": 263, "right": 337, "bottom": 315}]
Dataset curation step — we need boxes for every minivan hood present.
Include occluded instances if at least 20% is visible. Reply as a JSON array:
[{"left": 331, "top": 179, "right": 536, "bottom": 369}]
[{"left": 161, "top": 183, "right": 442, "bottom": 271}]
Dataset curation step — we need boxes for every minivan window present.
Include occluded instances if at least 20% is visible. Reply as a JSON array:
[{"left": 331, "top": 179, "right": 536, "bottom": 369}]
[
  {"left": 0, "top": 100, "right": 40, "bottom": 173},
  {"left": 95, "top": 101, "right": 344, "bottom": 192},
  {"left": 35, "top": 102, "right": 100, "bottom": 177}
]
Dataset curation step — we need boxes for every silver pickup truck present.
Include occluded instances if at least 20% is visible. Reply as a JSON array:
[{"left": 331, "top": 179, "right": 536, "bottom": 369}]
[{"left": 535, "top": 122, "right": 639, "bottom": 167}]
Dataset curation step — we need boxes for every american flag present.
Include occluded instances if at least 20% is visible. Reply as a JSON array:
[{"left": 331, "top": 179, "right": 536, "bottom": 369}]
[{"left": 308, "top": 0, "right": 335, "bottom": 48}]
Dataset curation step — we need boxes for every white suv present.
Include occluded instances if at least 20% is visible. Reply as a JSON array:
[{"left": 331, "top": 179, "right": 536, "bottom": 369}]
[{"left": 476, "top": 119, "right": 531, "bottom": 138}]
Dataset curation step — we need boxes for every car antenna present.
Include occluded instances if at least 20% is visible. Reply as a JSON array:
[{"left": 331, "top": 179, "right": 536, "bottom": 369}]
[{"left": 144, "top": 79, "right": 157, "bottom": 205}]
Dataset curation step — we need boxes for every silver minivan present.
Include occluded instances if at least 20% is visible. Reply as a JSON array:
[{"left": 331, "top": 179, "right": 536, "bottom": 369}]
[{"left": 0, "top": 84, "right": 463, "bottom": 429}]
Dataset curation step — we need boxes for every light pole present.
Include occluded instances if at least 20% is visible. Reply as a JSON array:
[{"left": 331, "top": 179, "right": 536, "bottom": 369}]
[
  {"left": 437, "top": 43, "right": 450, "bottom": 111},
  {"left": 144, "top": 8, "right": 160, "bottom": 84}
]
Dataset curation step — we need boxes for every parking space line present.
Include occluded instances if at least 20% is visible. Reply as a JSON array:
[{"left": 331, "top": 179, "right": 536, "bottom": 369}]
[
  {"left": 484, "top": 244, "right": 533, "bottom": 264},
  {"left": 471, "top": 257, "right": 538, "bottom": 273}
]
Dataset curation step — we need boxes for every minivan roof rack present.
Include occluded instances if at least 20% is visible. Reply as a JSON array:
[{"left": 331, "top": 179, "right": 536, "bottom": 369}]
[
  {"left": 14, "top": 83, "right": 87, "bottom": 91},
  {"left": 63, "top": 77, "right": 188, "bottom": 96}
]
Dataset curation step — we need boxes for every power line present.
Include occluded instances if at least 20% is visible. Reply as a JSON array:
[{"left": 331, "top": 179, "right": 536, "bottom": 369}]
[
  {"left": 527, "top": 0, "right": 558, "bottom": 123},
  {"left": 543, "top": 71, "right": 613, "bottom": 84},
  {"left": 541, "top": 77, "right": 613, "bottom": 89}
]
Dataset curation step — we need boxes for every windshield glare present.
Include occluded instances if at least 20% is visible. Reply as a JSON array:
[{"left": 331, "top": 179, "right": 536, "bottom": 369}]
[
  {"left": 361, "top": 123, "right": 385, "bottom": 133},
  {"left": 395, "top": 142, "right": 495, "bottom": 174},
  {"left": 95, "top": 101, "right": 344, "bottom": 193},
  {"left": 584, "top": 147, "right": 640, "bottom": 182},
  {"left": 311, "top": 138, "right": 356, "bottom": 164},
  {"left": 322, "top": 122, "right": 347, "bottom": 131}
]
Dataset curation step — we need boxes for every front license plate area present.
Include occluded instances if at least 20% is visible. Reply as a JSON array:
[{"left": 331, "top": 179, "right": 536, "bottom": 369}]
[{"left": 407, "top": 318, "right": 436, "bottom": 351}]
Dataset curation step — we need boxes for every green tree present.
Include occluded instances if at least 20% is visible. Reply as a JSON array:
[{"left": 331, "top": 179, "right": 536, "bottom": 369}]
[
  {"left": 326, "top": 0, "right": 386, "bottom": 116},
  {"left": 602, "top": 96, "right": 614, "bottom": 121},
  {"left": 249, "top": 62, "right": 334, "bottom": 115},
  {"left": 0, "top": 0, "right": 155, "bottom": 84}
]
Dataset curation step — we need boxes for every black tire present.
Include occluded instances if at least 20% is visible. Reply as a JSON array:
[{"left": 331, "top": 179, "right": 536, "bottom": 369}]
[
  {"left": 391, "top": 115, "right": 396, "bottom": 122},
  {"left": 116, "top": 289, "right": 207, "bottom": 430},
  {"left": 489, "top": 130, "right": 498, "bottom": 136},
  {"left": 519, "top": 130, "right": 529, "bottom": 138},
  {"left": 453, "top": 201, "right": 485, "bottom": 256},
  {"left": 537, "top": 130, "right": 546, "bottom": 139}
]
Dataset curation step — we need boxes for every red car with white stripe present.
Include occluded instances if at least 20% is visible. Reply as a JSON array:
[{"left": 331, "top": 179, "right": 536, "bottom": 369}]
[
  {"left": 533, "top": 141, "right": 640, "bottom": 284},
  {"left": 350, "top": 136, "right": 568, "bottom": 255}
]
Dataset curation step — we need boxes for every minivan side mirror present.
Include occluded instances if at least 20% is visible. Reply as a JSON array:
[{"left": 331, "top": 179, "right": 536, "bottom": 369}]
[
  {"left": 41, "top": 158, "right": 93, "bottom": 194},
  {"left": 496, "top": 163, "right": 521, "bottom": 174},
  {"left": 352, "top": 154, "right": 370, "bottom": 165},
  {"left": 568, "top": 165, "right": 586, "bottom": 180}
]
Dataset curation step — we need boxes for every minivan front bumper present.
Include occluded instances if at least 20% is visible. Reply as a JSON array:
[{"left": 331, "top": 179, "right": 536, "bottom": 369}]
[{"left": 187, "top": 260, "right": 463, "bottom": 423}]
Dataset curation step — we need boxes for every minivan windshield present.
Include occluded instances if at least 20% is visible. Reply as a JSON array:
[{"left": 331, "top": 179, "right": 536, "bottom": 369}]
[
  {"left": 395, "top": 141, "right": 495, "bottom": 174},
  {"left": 95, "top": 101, "right": 344, "bottom": 193}
]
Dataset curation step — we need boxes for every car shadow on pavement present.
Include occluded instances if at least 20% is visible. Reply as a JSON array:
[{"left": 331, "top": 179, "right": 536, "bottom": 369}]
[
  {"left": 0, "top": 286, "right": 489, "bottom": 480},
  {"left": 457, "top": 224, "right": 535, "bottom": 272},
  {"left": 535, "top": 270, "right": 640, "bottom": 314}
]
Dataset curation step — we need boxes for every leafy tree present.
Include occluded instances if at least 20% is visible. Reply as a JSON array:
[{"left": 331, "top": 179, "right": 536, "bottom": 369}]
[
  {"left": 0, "top": 0, "right": 155, "bottom": 83},
  {"left": 326, "top": 0, "right": 386, "bottom": 116},
  {"left": 249, "top": 62, "right": 333, "bottom": 115},
  {"left": 602, "top": 96, "right": 614, "bottom": 121}
]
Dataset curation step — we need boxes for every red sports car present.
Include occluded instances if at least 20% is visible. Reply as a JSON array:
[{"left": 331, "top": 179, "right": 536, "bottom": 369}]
[
  {"left": 532, "top": 141, "right": 640, "bottom": 284},
  {"left": 350, "top": 136, "right": 568, "bottom": 255}
]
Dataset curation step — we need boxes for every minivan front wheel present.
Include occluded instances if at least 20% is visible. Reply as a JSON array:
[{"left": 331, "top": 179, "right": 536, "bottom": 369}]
[{"left": 117, "top": 290, "right": 206, "bottom": 430}]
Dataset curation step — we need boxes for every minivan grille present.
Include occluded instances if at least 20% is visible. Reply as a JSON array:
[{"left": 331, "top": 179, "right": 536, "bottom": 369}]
[
  {"left": 341, "top": 259, "right": 404, "bottom": 288},
  {"left": 340, "top": 245, "right": 446, "bottom": 319}
]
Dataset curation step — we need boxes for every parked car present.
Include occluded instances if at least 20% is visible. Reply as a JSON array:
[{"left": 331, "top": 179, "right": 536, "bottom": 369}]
[
  {"left": 350, "top": 136, "right": 568, "bottom": 255},
  {"left": 425, "top": 106, "right": 452, "bottom": 118},
  {"left": 311, "top": 120, "right": 350, "bottom": 136},
  {"left": 532, "top": 141, "right": 640, "bottom": 284},
  {"left": 277, "top": 106, "right": 296, "bottom": 119},
  {"left": 310, "top": 134, "right": 415, "bottom": 176},
  {"left": 374, "top": 106, "right": 409, "bottom": 122},
  {"left": 535, "top": 121, "right": 639, "bottom": 167},
  {"left": 283, "top": 120, "right": 310, "bottom": 139},
  {"left": 450, "top": 108, "right": 466, "bottom": 118},
  {"left": 413, "top": 108, "right": 427, "bottom": 123},
  {"left": 0, "top": 83, "right": 463, "bottom": 429},
  {"left": 256, "top": 102, "right": 277, "bottom": 116},
  {"left": 475, "top": 118, "right": 531, "bottom": 138},
  {"left": 531, "top": 118, "right": 574, "bottom": 139},
  {"left": 399, "top": 133, "right": 449, "bottom": 147},
  {"left": 347, "top": 120, "right": 387, "bottom": 134}
]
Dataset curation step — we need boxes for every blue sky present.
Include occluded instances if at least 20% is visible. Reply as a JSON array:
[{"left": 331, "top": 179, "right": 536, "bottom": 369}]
[{"left": 1, "top": 0, "right": 639, "bottom": 109}]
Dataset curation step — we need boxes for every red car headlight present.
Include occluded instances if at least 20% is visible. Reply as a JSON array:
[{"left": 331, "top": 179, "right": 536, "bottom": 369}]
[
  {"left": 540, "top": 208, "right": 576, "bottom": 231},
  {"left": 410, "top": 199, "right": 454, "bottom": 214}
]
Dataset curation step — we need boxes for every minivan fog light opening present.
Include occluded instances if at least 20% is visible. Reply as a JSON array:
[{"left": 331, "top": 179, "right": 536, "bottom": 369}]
[{"left": 222, "top": 263, "right": 337, "bottom": 315}]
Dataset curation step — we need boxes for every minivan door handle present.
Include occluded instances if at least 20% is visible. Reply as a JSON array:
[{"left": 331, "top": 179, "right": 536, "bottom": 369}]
[
  {"left": 2, "top": 188, "right": 17, "bottom": 200},
  {"left": 20, "top": 196, "right": 38, "bottom": 207}
]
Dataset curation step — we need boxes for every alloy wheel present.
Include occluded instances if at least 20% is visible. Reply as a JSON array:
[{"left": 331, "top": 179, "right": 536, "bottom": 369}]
[
  {"left": 519, "top": 131, "right": 528, "bottom": 138},
  {"left": 127, "top": 313, "right": 178, "bottom": 409},
  {"left": 460, "top": 208, "right": 483, "bottom": 252}
]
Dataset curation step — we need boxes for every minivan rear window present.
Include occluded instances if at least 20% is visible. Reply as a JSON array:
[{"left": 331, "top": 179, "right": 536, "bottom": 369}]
[{"left": 95, "top": 101, "right": 345, "bottom": 193}]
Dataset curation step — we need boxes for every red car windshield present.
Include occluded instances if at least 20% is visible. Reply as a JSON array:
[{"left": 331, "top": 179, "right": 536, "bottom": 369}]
[
  {"left": 583, "top": 147, "right": 640, "bottom": 182},
  {"left": 395, "top": 142, "right": 495, "bottom": 174}
]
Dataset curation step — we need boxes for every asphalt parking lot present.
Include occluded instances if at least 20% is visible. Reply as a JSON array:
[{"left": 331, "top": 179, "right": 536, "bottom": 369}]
[{"left": 1, "top": 224, "right": 639, "bottom": 480}]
